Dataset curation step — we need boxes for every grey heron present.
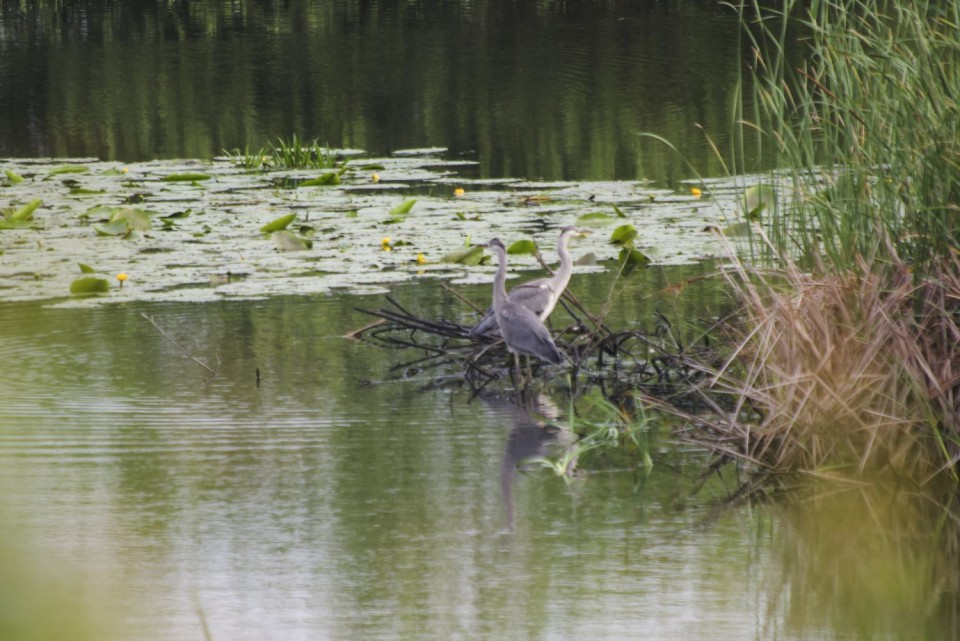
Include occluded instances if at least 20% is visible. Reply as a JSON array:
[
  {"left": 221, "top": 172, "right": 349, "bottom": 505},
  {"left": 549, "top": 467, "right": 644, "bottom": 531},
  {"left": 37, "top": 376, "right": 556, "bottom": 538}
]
[
  {"left": 470, "top": 225, "right": 590, "bottom": 337},
  {"left": 484, "top": 238, "right": 564, "bottom": 384}
]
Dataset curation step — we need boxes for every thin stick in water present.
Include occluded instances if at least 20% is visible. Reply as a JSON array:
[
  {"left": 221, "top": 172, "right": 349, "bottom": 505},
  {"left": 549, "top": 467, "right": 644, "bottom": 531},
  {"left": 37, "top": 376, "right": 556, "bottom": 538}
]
[{"left": 140, "top": 312, "right": 217, "bottom": 376}]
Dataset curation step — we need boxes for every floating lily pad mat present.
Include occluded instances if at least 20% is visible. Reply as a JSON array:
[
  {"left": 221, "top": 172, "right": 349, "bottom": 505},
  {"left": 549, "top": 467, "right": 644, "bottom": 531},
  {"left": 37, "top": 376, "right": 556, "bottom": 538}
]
[{"left": 0, "top": 152, "right": 765, "bottom": 305}]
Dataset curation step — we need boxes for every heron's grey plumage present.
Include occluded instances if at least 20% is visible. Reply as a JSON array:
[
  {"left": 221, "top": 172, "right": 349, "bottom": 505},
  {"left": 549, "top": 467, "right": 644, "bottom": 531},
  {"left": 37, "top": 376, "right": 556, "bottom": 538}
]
[
  {"left": 470, "top": 226, "right": 587, "bottom": 337},
  {"left": 486, "top": 238, "right": 563, "bottom": 375}
]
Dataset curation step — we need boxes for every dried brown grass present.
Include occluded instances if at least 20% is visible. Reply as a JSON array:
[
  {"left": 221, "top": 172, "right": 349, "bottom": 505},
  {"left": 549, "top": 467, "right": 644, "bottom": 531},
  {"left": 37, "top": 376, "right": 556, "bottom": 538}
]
[{"left": 700, "top": 248, "right": 960, "bottom": 482}]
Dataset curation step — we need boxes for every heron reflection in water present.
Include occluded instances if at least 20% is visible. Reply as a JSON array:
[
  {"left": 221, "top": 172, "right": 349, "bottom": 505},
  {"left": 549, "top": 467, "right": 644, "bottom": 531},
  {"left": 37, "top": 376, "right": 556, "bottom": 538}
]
[{"left": 489, "top": 392, "right": 573, "bottom": 529}]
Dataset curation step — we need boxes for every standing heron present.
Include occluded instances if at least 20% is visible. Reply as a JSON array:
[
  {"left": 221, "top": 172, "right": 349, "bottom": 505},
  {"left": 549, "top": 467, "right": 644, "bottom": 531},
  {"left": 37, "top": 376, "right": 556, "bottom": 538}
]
[
  {"left": 483, "top": 238, "right": 564, "bottom": 385},
  {"left": 470, "top": 225, "right": 590, "bottom": 337}
]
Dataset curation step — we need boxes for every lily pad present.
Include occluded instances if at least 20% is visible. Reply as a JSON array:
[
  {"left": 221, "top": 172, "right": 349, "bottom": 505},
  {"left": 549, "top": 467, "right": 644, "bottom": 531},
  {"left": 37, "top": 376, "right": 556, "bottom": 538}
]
[
  {"left": 721, "top": 222, "right": 753, "bottom": 237},
  {"left": 0, "top": 155, "right": 754, "bottom": 303},
  {"left": 78, "top": 263, "right": 96, "bottom": 274},
  {"left": 161, "top": 173, "right": 211, "bottom": 182},
  {"left": 8, "top": 199, "right": 43, "bottom": 221},
  {"left": 271, "top": 230, "right": 313, "bottom": 251},
  {"left": 261, "top": 213, "right": 297, "bottom": 233},
  {"left": 610, "top": 224, "right": 638, "bottom": 246},
  {"left": 4, "top": 170, "right": 24, "bottom": 183},
  {"left": 618, "top": 247, "right": 651, "bottom": 276},
  {"left": 441, "top": 245, "right": 485, "bottom": 265},
  {"left": 0, "top": 219, "right": 35, "bottom": 230},
  {"left": 390, "top": 199, "right": 417, "bottom": 217},
  {"left": 300, "top": 172, "right": 341, "bottom": 187},
  {"left": 744, "top": 184, "right": 777, "bottom": 221},
  {"left": 49, "top": 165, "right": 89, "bottom": 175},
  {"left": 112, "top": 207, "right": 153, "bottom": 231},
  {"left": 507, "top": 239, "right": 538, "bottom": 255},
  {"left": 576, "top": 212, "right": 614, "bottom": 226},
  {"left": 94, "top": 220, "right": 133, "bottom": 237},
  {"left": 69, "top": 277, "right": 110, "bottom": 295}
]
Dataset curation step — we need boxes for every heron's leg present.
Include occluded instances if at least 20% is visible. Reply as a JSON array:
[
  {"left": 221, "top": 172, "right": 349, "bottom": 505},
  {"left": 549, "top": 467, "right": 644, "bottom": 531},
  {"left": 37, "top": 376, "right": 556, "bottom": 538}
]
[{"left": 514, "top": 352, "right": 524, "bottom": 388}]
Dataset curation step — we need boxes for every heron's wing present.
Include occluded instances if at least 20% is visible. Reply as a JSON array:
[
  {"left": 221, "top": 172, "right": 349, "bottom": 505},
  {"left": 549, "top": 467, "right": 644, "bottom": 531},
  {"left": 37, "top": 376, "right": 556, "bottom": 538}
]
[
  {"left": 469, "top": 306, "right": 499, "bottom": 337},
  {"left": 506, "top": 278, "right": 556, "bottom": 317},
  {"left": 499, "top": 303, "right": 563, "bottom": 364}
]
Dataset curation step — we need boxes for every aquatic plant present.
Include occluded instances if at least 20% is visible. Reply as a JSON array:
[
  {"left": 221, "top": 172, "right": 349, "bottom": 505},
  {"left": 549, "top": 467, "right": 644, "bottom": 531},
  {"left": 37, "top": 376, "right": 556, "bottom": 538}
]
[
  {"left": 269, "top": 134, "right": 338, "bottom": 170},
  {"left": 524, "top": 393, "right": 655, "bottom": 482},
  {"left": 223, "top": 135, "right": 339, "bottom": 170},
  {"left": 693, "top": 245, "right": 960, "bottom": 480},
  {"left": 737, "top": 0, "right": 960, "bottom": 274},
  {"left": 673, "top": 0, "right": 960, "bottom": 482},
  {"left": 222, "top": 145, "right": 271, "bottom": 170}
]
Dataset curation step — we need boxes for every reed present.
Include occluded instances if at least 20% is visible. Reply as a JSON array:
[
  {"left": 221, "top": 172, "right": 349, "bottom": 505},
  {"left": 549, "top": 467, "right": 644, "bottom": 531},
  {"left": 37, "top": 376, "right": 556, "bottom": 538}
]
[
  {"left": 703, "top": 243, "right": 959, "bottom": 479},
  {"left": 223, "top": 135, "right": 337, "bottom": 170},
  {"left": 739, "top": 0, "right": 960, "bottom": 273},
  {"left": 269, "top": 134, "right": 337, "bottom": 169},
  {"left": 686, "top": 0, "right": 960, "bottom": 480}
]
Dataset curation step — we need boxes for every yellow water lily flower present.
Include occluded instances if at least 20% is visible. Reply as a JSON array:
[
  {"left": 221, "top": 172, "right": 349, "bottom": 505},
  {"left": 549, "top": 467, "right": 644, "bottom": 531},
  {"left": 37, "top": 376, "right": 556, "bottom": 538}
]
[
  {"left": 691, "top": 187, "right": 702, "bottom": 197},
  {"left": 454, "top": 187, "right": 465, "bottom": 197},
  {"left": 416, "top": 253, "right": 426, "bottom": 264},
  {"left": 372, "top": 173, "right": 381, "bottom": 183},
  {"left": 381, "top": 237, "right": 391, "bottom": 251},
  {"left": 116, "top": 272, "right": 129, "bottom": 287}
]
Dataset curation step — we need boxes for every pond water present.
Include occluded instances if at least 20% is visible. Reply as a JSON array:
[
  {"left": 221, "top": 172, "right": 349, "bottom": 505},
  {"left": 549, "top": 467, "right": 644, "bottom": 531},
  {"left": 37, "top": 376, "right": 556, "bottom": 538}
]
[
  {"left": 2, "top": 2, "right": 958, "bottom": 640},
  {"left": 1, "top": 275, "right": 957, "bottom": 641},
  {"left": 0, "top": 0, "right": 757, "bottom": 183}
]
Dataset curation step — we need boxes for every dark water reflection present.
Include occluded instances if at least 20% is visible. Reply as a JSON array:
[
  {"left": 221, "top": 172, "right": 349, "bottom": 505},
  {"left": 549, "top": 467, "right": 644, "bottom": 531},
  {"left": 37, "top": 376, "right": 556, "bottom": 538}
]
[
  {"left": 0, "top": 273, "right": 957, "bottom": 640},
  {"left": 0, "top": 0, "right": 756, "bottom": 182}
]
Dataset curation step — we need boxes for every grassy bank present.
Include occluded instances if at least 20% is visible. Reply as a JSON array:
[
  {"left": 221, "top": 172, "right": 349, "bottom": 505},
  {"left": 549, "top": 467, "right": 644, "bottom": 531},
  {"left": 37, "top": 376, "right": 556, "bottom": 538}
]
[{"left": 691, "top": 0, "right": 960, "bottom": 482}]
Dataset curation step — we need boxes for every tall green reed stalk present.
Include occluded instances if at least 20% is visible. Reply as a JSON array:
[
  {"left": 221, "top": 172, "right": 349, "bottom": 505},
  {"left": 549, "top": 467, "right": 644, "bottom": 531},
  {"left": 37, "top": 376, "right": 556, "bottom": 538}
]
[
  {"left": 740, "top": 0, "right": 960, "bottom": 273},
  {"left": 674, "top": 0, "right": 960, "bottom": 481}
]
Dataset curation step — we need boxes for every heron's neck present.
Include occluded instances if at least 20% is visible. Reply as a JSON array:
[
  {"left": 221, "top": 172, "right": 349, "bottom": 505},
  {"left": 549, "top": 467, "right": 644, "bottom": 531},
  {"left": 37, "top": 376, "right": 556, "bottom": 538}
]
[
  {"left": 553, "top": 234, "right": 574, "bottom": 289},
  {"left": 493, "top": 247, "right": 509, "bottom": 308}
]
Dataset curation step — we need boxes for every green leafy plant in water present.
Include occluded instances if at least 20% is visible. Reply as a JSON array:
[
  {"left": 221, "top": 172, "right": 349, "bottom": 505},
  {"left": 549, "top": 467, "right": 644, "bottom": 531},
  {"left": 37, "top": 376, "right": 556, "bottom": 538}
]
[
  {"left": 0, "top": 198, "right": 43, "bottom": 229},
  {"left": 576, "top": 212, "right": 615, "bottom": 226},
  {"left": 223, "top": 145, "right": 271, "bottom": 170},
  {"left": 225, "top": 136, "right": 341, "bottom": 170},
  {"left": 9, "top": 199, "right": 41, "bottom": 221},
  {"left": 300, "top": 172, "right": 341, "bottom": 187},
  {"left": 69, "top": 277, "right": 110, "bottom": 295},
  {"left": 260, "top": 213, "right": 297, "bottom": 233},
  {"left": 389, "top": 198, "right": 417, "bottom": 219},
  {"left": 91, "top": 206, "right": 154, "bottom": 237},
  {"left": 524, "top": 392, "right": 654, "bottom": 483},
  {"left": 608, "top": 223, "right": 650, "bottom": 273},
  {"left": 271, "top": 230, "right": 313, "bottom": 251},
  {"left": 49, "top": 165, "right": 89, "bottom": 175},
  {"left": 269, "top": 135, "right": 338, "bottom": 170},
  {"left": 161, "top": 173, "right": 211, "bottom": 183},
  {"left": 441, "top": 236, "right": 486, "bottom": 265},
  {"left": 507, "top": 239, "right": 538, "bottom": 255}
]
